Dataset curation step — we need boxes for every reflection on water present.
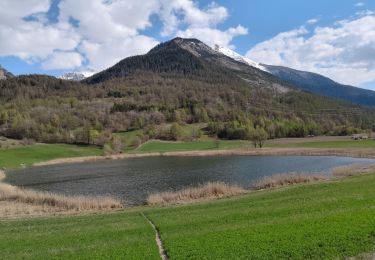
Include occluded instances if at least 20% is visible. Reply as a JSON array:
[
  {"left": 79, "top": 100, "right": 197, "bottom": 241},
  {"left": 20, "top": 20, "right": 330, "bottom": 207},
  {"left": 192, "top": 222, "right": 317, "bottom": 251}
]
[{"left": 6, "top": 155, "right": 374, "bottom": 206}]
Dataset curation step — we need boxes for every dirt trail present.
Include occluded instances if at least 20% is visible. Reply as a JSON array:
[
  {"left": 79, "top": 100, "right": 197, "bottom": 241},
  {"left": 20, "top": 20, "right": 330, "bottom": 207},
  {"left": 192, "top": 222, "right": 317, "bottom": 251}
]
[{"left": 141, "top": 212, "right": 169, "bottom": 260}]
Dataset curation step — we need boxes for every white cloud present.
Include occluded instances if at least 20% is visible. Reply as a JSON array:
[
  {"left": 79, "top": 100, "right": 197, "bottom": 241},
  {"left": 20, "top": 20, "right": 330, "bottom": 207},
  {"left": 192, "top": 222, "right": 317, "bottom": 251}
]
[
  {"left": 176, "top": 25, "right": 248, "bottom": 48},
  {"left": 0, "top": 0, "right": 247, "bottom": 71},
  {"left": 246, "top": 13, "right": 375, "bottom": 86},
  {"left": 0, "top": 0, "right": 80, "bottom": 62},
  {"left": 356, "top": 2, "right": 365, "bottom": 7},
  {"left": 306, "top": 18, "right": 319, "bottom": 25},
  {"left": 159, "top": 0, "right": 247, "bottom": 48},
  {"left": 42, "top": 51, "right": 83, "bottom": 70},
  {"left": 80, "top": 35, "right": 159, "bottom": 70}
]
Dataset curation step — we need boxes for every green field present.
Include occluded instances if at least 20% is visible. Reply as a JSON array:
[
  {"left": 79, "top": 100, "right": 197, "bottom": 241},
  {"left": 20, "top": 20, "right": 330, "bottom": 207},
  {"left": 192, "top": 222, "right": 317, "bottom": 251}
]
[
  {"left": 0, "top": 211, "right": 159, "bottom": 259},
  {"left": 0, "top": 144, "right": 102, "bottom": 169},
  {"left": 266, "top": 139, "right": 375, "bottom": 149},
  {"left": 1, "top": 174, "right": 375, "bottom": 259},
  {"left": 135, "top": 139, "right": 251, "bottom": 153}
]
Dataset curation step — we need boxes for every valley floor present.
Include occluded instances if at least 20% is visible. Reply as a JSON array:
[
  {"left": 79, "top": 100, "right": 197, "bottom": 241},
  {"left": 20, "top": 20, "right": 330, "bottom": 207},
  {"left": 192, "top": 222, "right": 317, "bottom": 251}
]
[
  {"left": 0, "top": 173, "right": 374, "bottom": 259},
  {"left": 0, "top": 136, "right": 375, "bottom": 258}
]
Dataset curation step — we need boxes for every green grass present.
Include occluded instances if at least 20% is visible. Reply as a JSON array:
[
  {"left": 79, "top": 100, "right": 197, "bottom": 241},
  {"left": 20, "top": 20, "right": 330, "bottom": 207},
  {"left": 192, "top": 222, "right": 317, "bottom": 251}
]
[
  {"left": 0, "top": 144, "right": 102, "bottom": 169},
  {"left": 146, "top": 174, "right": 375, "bottom": 259},
  {"left": 135, "top": 139, "right": 251, "bottom": 153},
  {"left": 2, "top": 174, "right": 375, "bottom": 259},
  {"left": 116, "top": 129, "right": 144, "bottom": 151},
  {"left": 267, "top": 139, "right": 375, "bottom": 148},
  {"left": 0, "top": 211, "right": 159, "bottom": 259}
]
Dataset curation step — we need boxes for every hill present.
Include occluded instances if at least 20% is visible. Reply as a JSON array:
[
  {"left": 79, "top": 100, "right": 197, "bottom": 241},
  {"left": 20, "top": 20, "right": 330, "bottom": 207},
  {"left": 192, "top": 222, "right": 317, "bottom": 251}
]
[{"left": 264, "top": 65, "right": 375, "bottom": 107}]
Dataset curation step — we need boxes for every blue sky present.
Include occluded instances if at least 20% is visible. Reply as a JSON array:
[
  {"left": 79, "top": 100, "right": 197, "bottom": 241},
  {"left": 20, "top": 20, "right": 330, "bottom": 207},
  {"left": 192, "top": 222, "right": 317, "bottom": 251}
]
[{"left": 1, "top": 0, "right": 375, "bottom": 89}]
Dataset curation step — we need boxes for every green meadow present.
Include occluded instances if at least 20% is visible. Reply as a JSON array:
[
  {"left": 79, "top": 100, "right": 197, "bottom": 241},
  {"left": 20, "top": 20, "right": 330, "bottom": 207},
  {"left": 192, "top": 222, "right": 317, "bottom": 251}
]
[
  {"left": 0, "top": 144, "right": 102, "bottom": 169},
  {"left": 1, "top": 173, "right": 375, "bottom": 259}
]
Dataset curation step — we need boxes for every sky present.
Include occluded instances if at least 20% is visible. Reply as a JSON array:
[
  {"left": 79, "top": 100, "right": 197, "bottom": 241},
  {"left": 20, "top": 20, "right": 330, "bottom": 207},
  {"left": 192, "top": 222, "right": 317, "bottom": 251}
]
[{"left": 1, "top": 0, "right": 375, "bottom": 90}]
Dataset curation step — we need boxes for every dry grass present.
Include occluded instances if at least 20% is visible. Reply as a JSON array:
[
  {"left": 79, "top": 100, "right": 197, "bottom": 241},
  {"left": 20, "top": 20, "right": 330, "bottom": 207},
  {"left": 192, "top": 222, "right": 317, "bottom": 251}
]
[
  {"left": 253, "top": 173, "right": 327, "bottom": 190},
  {"left": 0, "top": 183, "right": 123, "bottom": 211},
  {"left": 147, "top": 182, "right": 246, "bottom": 206},
  {"left": 332, "top": 164, "right": 375, "bottom": 177},
  {"left": 0, "top": 169, "right": 123, "bottom": 217}
]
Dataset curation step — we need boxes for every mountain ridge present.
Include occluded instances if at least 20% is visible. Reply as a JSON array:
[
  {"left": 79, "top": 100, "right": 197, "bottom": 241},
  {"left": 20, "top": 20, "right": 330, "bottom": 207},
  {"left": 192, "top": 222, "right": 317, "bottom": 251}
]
[
  {"left": 0, "top": 65, "right": 14, "bottom": 80},
  {"left": 263, "top": 65, "right": 375, "bottom": 107}
]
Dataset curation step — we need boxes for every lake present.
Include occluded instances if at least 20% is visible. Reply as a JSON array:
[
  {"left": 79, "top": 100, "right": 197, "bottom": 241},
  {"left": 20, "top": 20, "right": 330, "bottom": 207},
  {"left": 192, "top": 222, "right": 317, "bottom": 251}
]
[{"left": 5, "top": 155, "right": 375, "bottom": 206}]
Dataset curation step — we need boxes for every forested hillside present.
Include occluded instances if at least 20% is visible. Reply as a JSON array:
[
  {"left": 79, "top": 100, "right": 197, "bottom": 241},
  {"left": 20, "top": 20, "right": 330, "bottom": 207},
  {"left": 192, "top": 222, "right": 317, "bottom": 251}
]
[
  {"left": 264, "top": 65, "right": 375, "bottom": 107},
  {"left": 0, "top": 38, "right": 374, "bottom": 148}
]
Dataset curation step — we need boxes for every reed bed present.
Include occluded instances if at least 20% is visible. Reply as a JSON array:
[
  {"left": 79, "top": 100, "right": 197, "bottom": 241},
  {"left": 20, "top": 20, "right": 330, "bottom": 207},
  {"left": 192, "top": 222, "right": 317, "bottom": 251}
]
[
  {"left": 0, "top": 169, "right": 123, "bottom": 217},
  {"left": 0, "top": 183, "right": 123, "bottom": 211},
  {"left": 253, "top": 173, "right": 327, "bottom": 190},
  {"left": 332, "top": 164, "right": 375, "bottom": 177},
  {"left": 147, "top": 182, "right": 246, "bottom": 206}
]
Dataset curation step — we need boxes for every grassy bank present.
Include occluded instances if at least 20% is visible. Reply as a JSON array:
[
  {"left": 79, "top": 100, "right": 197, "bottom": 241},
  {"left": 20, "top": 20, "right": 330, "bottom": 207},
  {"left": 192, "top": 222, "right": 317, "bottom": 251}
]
[
  {"left": 0, "top": 144, "right": 102, "bottom": 169},
  {"left": 267, "top": 139, "right": 375, "bottom": 149},
  {"left": 1, "top": 173, "right": 375, "bottom": 259}
]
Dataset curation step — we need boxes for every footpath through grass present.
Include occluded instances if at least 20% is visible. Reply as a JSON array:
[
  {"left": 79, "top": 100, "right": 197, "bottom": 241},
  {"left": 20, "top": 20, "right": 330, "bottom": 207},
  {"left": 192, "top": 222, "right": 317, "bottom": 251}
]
[
  {"left": 1, "top": 174, "right": 375, "bottom": 259},
  {"left": 0, "top": 144, "right": 102, "bottom": 169}
]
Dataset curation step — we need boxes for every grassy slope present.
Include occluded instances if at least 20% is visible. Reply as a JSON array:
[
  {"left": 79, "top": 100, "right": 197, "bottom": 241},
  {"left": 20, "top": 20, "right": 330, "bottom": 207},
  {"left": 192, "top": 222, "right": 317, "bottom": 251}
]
[
  {"left": 0, "top": 211, "right": 160, "bottom": 259},
  {"left": 0, "top": 144, "right": 102, "bottom": 169},
  {"left": 147, "top": 174, "right": 375, "bottom": 259},
  {"left": 1, "top": 174, "right": 375, "bottom": 259}
]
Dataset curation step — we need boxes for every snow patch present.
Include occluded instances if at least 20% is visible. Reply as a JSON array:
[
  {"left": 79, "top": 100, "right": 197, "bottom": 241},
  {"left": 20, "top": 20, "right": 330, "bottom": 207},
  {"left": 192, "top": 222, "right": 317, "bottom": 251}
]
[
  {"left": 59, "top": 69, "right": 97, "bottom": 81},
  {"left": 214, "top": 45, "right": 268, "bottom": 72}
]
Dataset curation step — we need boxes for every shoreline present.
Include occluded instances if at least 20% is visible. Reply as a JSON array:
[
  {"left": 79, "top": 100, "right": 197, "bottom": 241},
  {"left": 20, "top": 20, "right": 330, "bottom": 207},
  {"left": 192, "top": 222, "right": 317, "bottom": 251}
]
[{"left": 33, "top": 147, "right": 375, "bottom": 167}]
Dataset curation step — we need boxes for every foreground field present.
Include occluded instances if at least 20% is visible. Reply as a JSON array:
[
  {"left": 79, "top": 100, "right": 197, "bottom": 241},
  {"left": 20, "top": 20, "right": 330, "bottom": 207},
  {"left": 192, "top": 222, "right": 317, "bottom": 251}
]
[
  {"left": 1, "top": 173, "right": 374, "bottom": 259},
  {"left": 0, "top": 144, "right": 102, "bottom": 169}
]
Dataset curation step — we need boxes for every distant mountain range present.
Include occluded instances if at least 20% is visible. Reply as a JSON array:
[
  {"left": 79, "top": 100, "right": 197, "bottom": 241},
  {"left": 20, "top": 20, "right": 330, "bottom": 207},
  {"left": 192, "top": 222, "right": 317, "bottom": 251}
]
[
  {"left": 59, "top": 69, "right": 96, "bottom": 81},
  {"left": 262, "top": 65, "right": 375, "bottom": 107},
  {"left": 1, "top": 37, "right": 375, "bottom": 107},
  {"left": 0, "top": 65, "right": 13, "bottom": 80},
  {"left": 213, "top": 46, "right": 375, "bottom": 107}
]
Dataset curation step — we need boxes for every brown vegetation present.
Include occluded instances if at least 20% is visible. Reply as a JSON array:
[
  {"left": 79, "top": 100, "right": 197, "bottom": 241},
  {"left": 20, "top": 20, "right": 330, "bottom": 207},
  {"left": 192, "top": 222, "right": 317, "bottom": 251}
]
[
  {"left": 146, "top": 182, "right": 246, "bottom": 206},
  {"left": 0, "top": 169, "right": 123, "bottom": 218},
  {"left": 332, "top": 164, "right": 375, "bottom": 177},
  {"left": 253, "top": 173, "right": 327, "bottom": 190}
]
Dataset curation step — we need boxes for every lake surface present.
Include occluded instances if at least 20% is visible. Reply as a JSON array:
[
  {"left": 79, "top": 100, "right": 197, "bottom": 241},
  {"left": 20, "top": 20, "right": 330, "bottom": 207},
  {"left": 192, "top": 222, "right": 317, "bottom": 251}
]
[{"left": 6, "top": 155, "right": 375, "bottom": 206}]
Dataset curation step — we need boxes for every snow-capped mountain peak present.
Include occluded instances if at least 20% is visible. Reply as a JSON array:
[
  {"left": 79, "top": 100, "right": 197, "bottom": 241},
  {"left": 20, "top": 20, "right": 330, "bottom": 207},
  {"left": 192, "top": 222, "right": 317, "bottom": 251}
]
[
  {"left": 214, "top": 45, "right": 268, "bottom": 72},
  {"left": 59, "top": 69, "right": 96, "bottom": 81}
]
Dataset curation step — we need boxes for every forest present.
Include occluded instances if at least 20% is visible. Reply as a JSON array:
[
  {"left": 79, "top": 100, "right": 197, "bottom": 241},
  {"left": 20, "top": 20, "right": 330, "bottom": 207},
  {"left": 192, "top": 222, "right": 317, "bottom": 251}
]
[{"left": 0, "top": 70, "right": 374, "bottom": 151}]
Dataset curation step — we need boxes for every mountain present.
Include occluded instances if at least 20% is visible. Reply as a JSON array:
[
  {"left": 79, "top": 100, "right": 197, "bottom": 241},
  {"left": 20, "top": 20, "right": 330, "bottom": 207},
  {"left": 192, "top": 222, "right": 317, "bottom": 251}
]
[
  {"left": 59, "top": 69, "right": 96, "bottom": 81},
  {"left": 85, "top": 37, "right": 289, "bottom": 93},
  {"left": 263, "top": 65, "right": 375, "bottom": 107},
  {"left": 2, "top": 37, "right": 375, "bottom": 144},
  {"left": 214, "top": 45, "right": 268, "bottom": 72},
  {"left": 0, "top": 65, "right": 14, "bottom": 80}
]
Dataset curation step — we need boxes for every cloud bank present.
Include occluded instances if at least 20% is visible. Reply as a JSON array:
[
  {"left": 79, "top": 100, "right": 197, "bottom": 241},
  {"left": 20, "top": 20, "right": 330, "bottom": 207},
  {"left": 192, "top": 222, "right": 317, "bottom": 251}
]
[
  {"left": 0, "top": 0, "right": 247, "bottom": 71},
  {"left": 246, "top": 12, "right": 375, "bottom": 86}
]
